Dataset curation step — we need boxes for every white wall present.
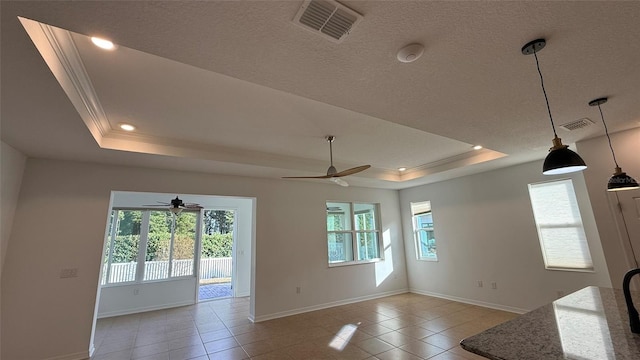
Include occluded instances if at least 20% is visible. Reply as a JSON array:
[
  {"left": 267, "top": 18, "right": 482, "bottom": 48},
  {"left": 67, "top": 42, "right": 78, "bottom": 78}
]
[
  {"left": 1, "top": 141, "right": 27, "bottom": 272},
  {"left": 576, "top": 127, "right": 640, "bottom": 288},
  {"left": 0, "top": 141, "right": 27, "bottom": 360},
  {"left": 98, "top": 279, "right": 197, "bottom": 318},
  {"left": 400, "top": 160, "right": 612, "bottom": 312},
  {"left": 1, "top": 158, "right": 408, "bottom": 360},
  {"left": 233, "top": 198, "right": 253, "bottom": 297}
]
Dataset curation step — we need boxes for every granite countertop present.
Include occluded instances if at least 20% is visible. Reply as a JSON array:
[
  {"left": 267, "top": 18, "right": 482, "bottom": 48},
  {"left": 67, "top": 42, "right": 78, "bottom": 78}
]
[{"left": 460, "top": 286, "right": 640, "bottom": 359}]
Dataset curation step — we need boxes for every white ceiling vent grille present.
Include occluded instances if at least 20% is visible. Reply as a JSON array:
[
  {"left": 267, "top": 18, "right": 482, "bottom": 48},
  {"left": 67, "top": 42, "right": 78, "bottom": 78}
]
[
  {"left": 293, "top": 0, "right": 362, "bottom": 43},
  {"left": 559, "top": 118, "right": 595, "bottom": 131}
]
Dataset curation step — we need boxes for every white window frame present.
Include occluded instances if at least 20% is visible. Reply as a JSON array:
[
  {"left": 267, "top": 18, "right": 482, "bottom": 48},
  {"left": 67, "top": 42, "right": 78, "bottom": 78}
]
[
  {"left": 411, "top": 201, "right": 437, "bottom": 261},
  {"left": 326, "top": 201, "right": 383, "bottom": 267},
  {"left": 528, "top": 179, "right": 594, "bottom": 272},
  {"left": 101, "top": 208, "right": 200, "bottom": 287}
]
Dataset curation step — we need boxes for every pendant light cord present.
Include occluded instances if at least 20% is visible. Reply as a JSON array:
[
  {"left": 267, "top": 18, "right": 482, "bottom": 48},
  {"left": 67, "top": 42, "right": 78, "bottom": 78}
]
[
  {"left": 533, "top": 51, "right": 558, "bottom": 137},
  {"left": 597, "top": 104, "right": 620, "bottom": 168}
]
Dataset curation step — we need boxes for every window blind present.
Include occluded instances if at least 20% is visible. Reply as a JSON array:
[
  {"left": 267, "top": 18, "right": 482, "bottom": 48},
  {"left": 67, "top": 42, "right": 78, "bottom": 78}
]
[{"left": 528, "top": 179, "right": 593, "bottom": 270}]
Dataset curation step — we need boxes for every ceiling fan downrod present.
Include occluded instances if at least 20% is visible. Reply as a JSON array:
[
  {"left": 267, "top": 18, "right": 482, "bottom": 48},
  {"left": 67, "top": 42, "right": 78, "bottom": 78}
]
[{"left": 326, "top": 135, "right": 337, "bottom": 176}]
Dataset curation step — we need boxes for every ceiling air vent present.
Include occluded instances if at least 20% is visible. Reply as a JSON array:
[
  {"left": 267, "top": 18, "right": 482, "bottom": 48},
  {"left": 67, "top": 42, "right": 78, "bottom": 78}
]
[
  {"left": 293, "top": 0, "right": 362, "bottom": 43},
  {"left": 559, "top": 118, "right": 595, "bottom": 131}
]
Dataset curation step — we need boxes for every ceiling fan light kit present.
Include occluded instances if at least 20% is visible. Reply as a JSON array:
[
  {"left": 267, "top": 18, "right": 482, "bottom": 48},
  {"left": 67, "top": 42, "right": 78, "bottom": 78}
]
[
  {"left": 330, "top": 177, "right": 349, "bottom": 187},
  {"left": 282, "top": 135, "right": 370, "bottom": 186},
  {"left": 521, "top": 38, "right": 587, "bottom": 175},
  {"left": 588, "top": 97, "right": 639, "bottom": 192}
]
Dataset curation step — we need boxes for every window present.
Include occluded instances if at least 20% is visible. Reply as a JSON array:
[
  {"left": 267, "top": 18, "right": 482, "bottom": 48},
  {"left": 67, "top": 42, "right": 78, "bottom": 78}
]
[
  {"left": 144, "top": 211, "right": 172, "bottom": 281},
  {"left": 528, "top": 179, "right": 593, "bottom": 271},
  {"left": 171, "top": 212, "right": 197, "bottom": 277},
  {"left": 327, "top": 202, "right": 381, "bottom": 265},
  {"left": 102, "top": 210, "right": 142, "bottom": 284},
  {"left": 101, "top": 209, "right": 198, "bottom": 285},
  {"left": 411, "top": 201, "right": 437, "bottom": 261}
]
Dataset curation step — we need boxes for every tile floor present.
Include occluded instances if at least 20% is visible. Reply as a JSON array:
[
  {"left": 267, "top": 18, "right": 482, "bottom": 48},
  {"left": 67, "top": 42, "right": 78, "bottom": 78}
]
[{"left": 92, "top": 293, "right": 518, "bottom": 360}]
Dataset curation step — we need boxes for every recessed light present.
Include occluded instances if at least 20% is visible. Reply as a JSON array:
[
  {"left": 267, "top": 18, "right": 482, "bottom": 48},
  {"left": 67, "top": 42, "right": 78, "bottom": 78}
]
[
  {"left": 91, "top": 37, "right": 115, "bottom": 50},
  {"left": 119, "top": 123, "right": 136, "bottom": 132},
  {"left": 398, "top": 167, "right": 407, "bottom": 172},
  {"left": 473, "top": 145, "right": 483, "bottom": 150}
]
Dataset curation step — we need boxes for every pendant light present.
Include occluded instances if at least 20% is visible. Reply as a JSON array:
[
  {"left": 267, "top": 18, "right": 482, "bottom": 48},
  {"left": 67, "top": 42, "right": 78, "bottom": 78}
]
[
  {"left": 521, "top": 39, "right": 587, "bottom": 175},
  {"left": 589, "top": 97, "right": 639, "bottom": 191}
]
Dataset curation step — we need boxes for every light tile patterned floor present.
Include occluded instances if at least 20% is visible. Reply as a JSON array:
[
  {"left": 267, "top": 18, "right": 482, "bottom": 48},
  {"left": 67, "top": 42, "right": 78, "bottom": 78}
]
[{"left": 92, "top": 293, "right": 517, "bottom": 360}]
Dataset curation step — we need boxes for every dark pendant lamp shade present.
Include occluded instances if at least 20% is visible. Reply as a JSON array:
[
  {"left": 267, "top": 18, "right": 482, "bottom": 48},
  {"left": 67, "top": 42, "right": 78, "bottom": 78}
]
[
  {"left": 608, "top": 168, "right": 639, "bottom": 191},
  {"left": 542, "top": 140, "right": 588, "bottom": 175},
  {"left": 522, "top": 39, "right": 587, "bottom": 175},
  {"left": 589, "top": 97, "right": 639, "bottom": 191}
]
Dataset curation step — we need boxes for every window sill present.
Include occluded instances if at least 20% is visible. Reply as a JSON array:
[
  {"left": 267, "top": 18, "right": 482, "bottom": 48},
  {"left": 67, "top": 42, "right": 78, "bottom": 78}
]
[
  {"left": 416, "top": 257, "right": 438, "bottom": 262},
  {"left": 545, "top": 267, "right": 595, "bottom": 273},
  {"left": 328, "top": 258, "right": 383, "bottom": 267}
]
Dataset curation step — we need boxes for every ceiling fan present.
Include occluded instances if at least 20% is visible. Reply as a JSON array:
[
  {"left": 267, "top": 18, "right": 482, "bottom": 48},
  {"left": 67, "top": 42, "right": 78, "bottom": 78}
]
[
  {"left": 283, "top": 135, "right": 370, "bottom": 187},
  {"left": 143, "top": 196, "right": 202, "bottom": 214}
]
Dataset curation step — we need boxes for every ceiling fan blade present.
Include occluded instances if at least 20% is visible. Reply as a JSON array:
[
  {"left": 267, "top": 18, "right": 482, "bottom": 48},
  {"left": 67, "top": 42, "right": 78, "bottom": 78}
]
[
  {"left": 333, "top": 165, "right": 371, "bottom": 177},
  {"left": 280, "top": 136, "right": 370, "bottom": 181},
  {"left": 143, "top": 204, "right": 171, "bottom": 207},
  {"left": 282, "top": 175, "right": 333, "bottom": 179},
  {"left": 183, "top": 204, "right": 203, "bottom": 209},
  {"left": 330, "top": 178, "right": 349, "bottom": 187}
]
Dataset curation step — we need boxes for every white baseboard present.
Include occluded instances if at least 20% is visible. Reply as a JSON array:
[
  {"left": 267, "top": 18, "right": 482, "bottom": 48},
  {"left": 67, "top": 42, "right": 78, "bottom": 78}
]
[
  {"left": 45, "top": 350, "right": 90, "bottom": 360},
  {"left": 409, "top": 288, "right": 529, "bottom": 314},
  {"left": 253, "top": 288, "right": 409, "bottom": 322},
  {"left": 97, "top": 300, "right": 195, "bottom": 318}
]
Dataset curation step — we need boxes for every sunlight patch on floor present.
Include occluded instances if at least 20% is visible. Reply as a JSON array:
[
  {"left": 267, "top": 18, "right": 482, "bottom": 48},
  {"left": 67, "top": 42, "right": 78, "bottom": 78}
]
[{"left": 328, "top": 323, "right": 359, "bottom": 351}]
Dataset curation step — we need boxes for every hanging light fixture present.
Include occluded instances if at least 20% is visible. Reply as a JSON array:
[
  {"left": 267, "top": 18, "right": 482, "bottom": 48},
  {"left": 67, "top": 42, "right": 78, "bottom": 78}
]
[
  {"left": 588, "top": 97, "right": 639, "bottom": 191},
  {"left": 521, "top": 39, "right": 587, "bottom": 175}
]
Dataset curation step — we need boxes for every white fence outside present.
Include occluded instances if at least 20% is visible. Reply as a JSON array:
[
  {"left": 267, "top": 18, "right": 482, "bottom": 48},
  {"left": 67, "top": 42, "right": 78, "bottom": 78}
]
[{"left": 102, "top": 257, "right": 232, "bottom": 285}]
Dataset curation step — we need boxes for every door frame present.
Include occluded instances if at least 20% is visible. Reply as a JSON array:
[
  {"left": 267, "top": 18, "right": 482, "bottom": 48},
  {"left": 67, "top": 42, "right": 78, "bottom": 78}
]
[
  {"left": 608, "top": 190, "right": 640, "bottom": 289},
  {"left": 195, "top": 207, "right": 238, "bottom": 302}
]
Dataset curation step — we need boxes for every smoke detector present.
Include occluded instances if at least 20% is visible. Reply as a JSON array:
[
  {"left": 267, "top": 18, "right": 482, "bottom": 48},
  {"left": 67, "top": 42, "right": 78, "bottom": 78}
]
[
  {"left": 397, "top": 43, "right": 425, "bottom": 63},
  {"left": 293, "top": 0, "right": 363, "bottom": 43},
  {"left": 559, "top": 118, "right": 595, "bottom": 131}
]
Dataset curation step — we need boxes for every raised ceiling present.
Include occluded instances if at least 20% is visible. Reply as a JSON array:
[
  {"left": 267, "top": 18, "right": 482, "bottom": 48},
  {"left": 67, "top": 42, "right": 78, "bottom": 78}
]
[{"left": 2, "top": 1, "right": 640, "bottom": 189}]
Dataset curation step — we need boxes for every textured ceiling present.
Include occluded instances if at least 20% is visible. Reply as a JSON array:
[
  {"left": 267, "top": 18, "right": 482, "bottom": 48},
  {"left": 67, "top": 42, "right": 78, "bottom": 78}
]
[{"left": 2, "top": 1, "right": 640, "bottom": 189}]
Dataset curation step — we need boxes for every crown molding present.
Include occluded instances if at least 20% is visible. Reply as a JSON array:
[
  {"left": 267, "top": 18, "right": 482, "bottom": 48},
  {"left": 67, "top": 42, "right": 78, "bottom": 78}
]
[
  {"left": 19, "top": 17, "right": 110, "bottom": 142},
  {"left": 399, "top": 148, "right": 507, "bottom": 181}
]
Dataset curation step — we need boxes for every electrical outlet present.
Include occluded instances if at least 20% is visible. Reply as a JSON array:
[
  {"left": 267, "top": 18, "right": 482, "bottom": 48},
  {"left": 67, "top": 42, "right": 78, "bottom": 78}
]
[
  {"left": 477, "top": 280, "right": 483, "bottom": 288},
  {"left": 296, "top": 286, "right": 301, "bottom": 294},
  {"left": 134, "top": 288, "right": 140, "bottom": 295},
  {"left": 491, "top": 282, "right": 497, "bottom": 290},
  {"left": 60, "top": 268, "right": 78, "bottom": 278}
]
